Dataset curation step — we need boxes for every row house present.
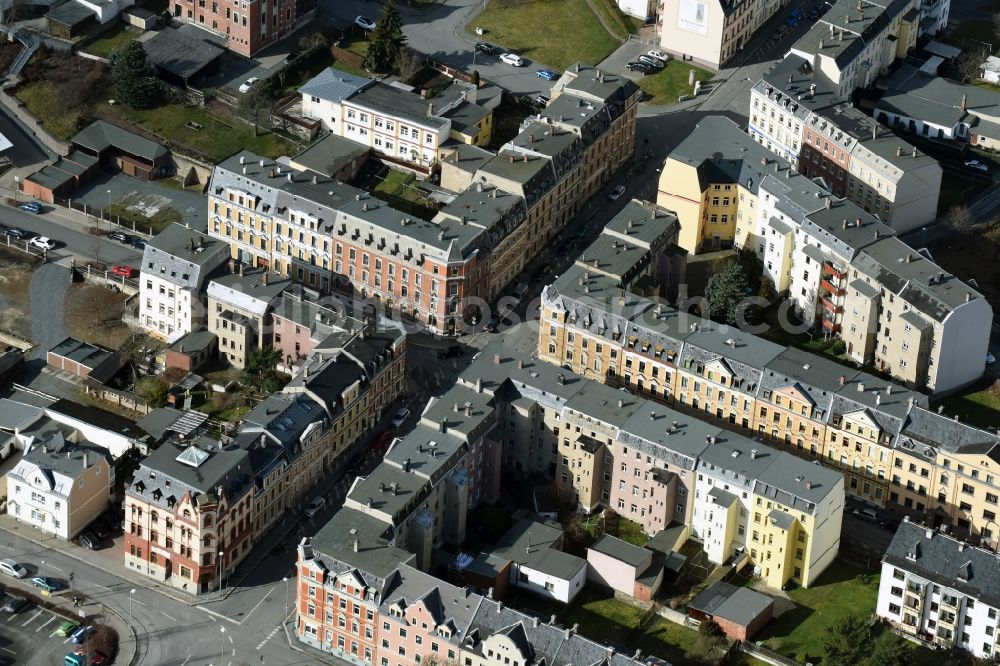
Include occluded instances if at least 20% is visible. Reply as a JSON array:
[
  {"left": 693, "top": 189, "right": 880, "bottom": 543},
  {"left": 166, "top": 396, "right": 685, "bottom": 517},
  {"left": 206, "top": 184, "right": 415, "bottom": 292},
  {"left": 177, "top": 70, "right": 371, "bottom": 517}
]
[
  {"left": 749, "top": 56, "right": 942, "bottom": 232},
  {"left": 787, "top": 0, "right": 918, "bottom": 98},
  {"left": 659, "top": 115, "right": 990, "bottom": 393},
  {"left": 296, "top": 527, "right": 651, "bottom": 666},
  {"left": 207, "top": 268, "right": 292, "bottom": 369},
  {"left": 654, "top": 0, "right": 772, "bottom": 70},
  {"left": 539, "top": 227, "right": 1000, "bottom": 538},
  {"left": 877, "top": 519, "right": 1000, "bottom": 659},
  {"left": 208, "top": 66, "right": 637, "bottom": 335},
  {"left": 170, "top": 0, "right": 296, "bottom": 56}
]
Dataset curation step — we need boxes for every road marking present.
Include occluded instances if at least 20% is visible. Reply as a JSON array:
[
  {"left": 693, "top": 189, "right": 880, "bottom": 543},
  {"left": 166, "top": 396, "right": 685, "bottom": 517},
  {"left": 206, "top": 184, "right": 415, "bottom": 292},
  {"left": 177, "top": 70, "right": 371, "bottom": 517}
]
[
  {"left": 255, "top": 623, "right": 283, "bottom": 650},
  {"left": 0, "top": 646, "right": 14, "bottom": 655},
  {"left": 241, "top": 585, "right": 275, "bottom": 623},
  {"left": 97, "top": 584, "right": 113, "bottom": 592},
  {"left": 36, "top": 615, "right": 56, "bottom": 632},
  {"left": 45, "top": 564, "right": 64, "bottom": 572},
  {"left": 132, "top": 598, "right": 147, "bottom": 607},
  {"left": 160, "top": 611, "right": 176, "bottom": 621},
  {"left": 180, "top": 655, "right": 191, "bottom": 666},
  {"left": 22, "top": 609, "right": 42, "bottom": 626}
]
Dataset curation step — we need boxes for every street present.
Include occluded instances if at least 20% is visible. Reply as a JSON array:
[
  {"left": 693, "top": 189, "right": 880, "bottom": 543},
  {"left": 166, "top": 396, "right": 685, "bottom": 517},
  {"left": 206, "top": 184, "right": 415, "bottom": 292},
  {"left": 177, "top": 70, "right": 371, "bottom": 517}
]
[{"left": 0, "top": 204, "right": 143, "bottom": 266}]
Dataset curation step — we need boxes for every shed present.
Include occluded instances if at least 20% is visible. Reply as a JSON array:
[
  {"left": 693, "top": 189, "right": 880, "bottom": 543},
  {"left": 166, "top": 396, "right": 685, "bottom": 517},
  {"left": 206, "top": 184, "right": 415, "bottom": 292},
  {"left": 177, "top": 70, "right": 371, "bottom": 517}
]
[
  {"left": 688, "top": 581, "right": 774, "bottom": 641},
  {"left": 71, "top": 120, "right": 169, "bottom": 181},
  {"left": 165, "top": 328, "right": 217, "bottom": 372},
  {"left": 45, "top": 0, "right": 96, "bottom": 37},
  {"left": 587, "top": 534, "right": 664, "bottom": 601},
  {"left": 46, "top": 337, "right": 125, "bottom": 385},
  {"left": 143, "top": 24, "right": 225, "bottom": 86}
]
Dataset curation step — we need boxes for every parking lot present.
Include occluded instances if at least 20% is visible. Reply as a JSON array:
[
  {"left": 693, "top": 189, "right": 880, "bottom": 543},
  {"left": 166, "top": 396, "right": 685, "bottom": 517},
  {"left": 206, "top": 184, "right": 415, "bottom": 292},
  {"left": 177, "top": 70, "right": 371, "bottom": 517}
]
[{"left": 0, "top": 594, "right": 81, "bottom": 666}]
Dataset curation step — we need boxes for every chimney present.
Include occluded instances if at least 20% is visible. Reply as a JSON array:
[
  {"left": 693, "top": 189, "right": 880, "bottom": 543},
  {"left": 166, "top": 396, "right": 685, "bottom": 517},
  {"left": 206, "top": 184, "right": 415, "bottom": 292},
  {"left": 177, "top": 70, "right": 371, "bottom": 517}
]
[
  {"left": 464, "top": 405, "right": 472, "bottom": 417},
  {"left": 517, "top": 359, "right": 524, "bottom": 369},
  {"left": 961, "top": 94, "right": 968, "bottom": 111},
  {"left": 839, "top": 374, "right": 846, "bottom": 385},
  {"left": 494, "top": 354, "right": 502, "bottom": 365},
  {"left": 750, "top": 448, "right": 758, "bottom": 459},
  {"left": 819, "top": 37, "right": 824, "bottom": 48},
  {"left": 532, "top": 616, "right": 540, "bottom": 628},
  {"left": 617, "top": 398, "right": 624, "bottom": 408},
  {"left": 557, "top": 374, "right": 565, "bottom": 385},
  {"left": 487, "top": 587, "right": 494, "bottom": 599},
  {"left": 286, "top": 173, "right": 293, "bottom": 183},
  {"left": 312, "top": 174, "right": 318, "bottom": 185},
  {"left": 550, "top": 614, "right": 557, "bottom": 625},
  {"left": 262, "top": 272, "right": 268, "bottom": 286},
  {"left": 896, "top": 147, "right": 902, "bottom": 157},
  {"left": 427, "top": 103, "right": 434, "bottom": 116},
  {"left": 353, "top": 538, "right": 359, "bottom": 552},
  {"left": 806, "top": 481, "right": 814, "bottom": 490},
  {"left": 825, "top": 197, "right": 832, "bottom": 209},
  {"left": 475, "top": 377, "right": 483, "bottom": 393},
  {"left": 843, "top": 219, "right": 848, "bottom": 229},
  {"left": 440, "top": 420, "right": 447, "bottom": 433},
  {"left": 856, "top": 218, "right": 862, "bottom": 227},
  {"left": 522, "top": 155, "right": 529, "bottom": 163},
  {"left": 403, "top": 458, "right": 410, "bottom": 473},
  {"left": 858, "top": 382, "right": 865, "bottom": 392},
  {"left": 966, "top": 292, "right": 972, "bottom": 302}
]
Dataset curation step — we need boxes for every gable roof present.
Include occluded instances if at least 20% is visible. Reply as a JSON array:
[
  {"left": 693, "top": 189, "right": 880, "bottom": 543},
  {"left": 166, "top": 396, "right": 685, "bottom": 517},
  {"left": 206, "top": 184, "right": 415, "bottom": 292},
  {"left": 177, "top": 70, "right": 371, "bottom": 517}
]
[
  {"left": 300, "top": 67, "right": 373, "bottom": 103},
  {"left": 72, "top": 120, "right": 168, "bottom": 162}
]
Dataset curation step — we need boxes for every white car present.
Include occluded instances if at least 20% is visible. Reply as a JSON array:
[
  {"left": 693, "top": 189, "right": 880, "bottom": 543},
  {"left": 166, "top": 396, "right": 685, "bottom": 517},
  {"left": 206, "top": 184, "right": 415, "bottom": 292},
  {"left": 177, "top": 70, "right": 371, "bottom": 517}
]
[
  {"left": 965, "top": 159, "right": 989, "bottom": 172},
  {"left": 390, "top": 407, "right": 410, "bottom": 428},
  {"left": 304, "top": 496, "right": 326, "bottom": 518},
  {"left": 238, "top": 77, "right": 259, "bottom": 93},
  {"left": 500, "top": 53, "right": 525, "bottom": 67},
  {"left": 647, "top": 50, "right": 669, "bottom": 62},
  {"left": 608, "top": 185, "right": 626, "bottom": 201},
  {"left": 0, "top": 558, "right": 27, "bottom": 579},
  {"left": 355, "top": 15, "right": 376, "bottom": 30},
  {"left": 29, "top": 236, "right": 55, "bottom": 250}
]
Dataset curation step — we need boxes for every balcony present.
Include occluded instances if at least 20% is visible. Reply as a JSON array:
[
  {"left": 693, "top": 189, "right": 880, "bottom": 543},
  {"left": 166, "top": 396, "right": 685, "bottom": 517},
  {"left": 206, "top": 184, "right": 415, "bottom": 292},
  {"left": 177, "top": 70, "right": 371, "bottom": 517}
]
[
  {"left": 820, "top": 317, "right": 841, "bottom": 333},
  {"left": 821, "top": 263, "right": 847, "bottom": 279},
  {"left": 820, "top": 281, "right": 846, "bottom": 298},
  {"left": 940, "top": 595, "right": 959, "bottom": 609},
  {"left": 820, "top": 298, "right": 843, "bottom": 314}
]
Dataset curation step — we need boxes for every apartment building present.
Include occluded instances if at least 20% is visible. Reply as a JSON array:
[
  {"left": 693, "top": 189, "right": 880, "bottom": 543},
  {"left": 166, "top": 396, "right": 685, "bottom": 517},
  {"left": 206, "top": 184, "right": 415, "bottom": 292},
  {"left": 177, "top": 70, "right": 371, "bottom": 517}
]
[
  {"left": 169, "top": 0, "right": 295, "bottom": 56},
  {"left": 655, "top": 0, "right": 762, "bottom": 69},
  {"left": 750, "top": 57, "right": 941, "bottom": 232},
  {"left": 299, "top": 68, "right": 493, "bottom": 170},
  {"left": 296, "top": 527, "right": 650, "bottom": 666},
  {"left": 788, "top": 0, "right": 918, "bottom": 98},
  {"left": 207, "top": 269, "right": 291, "bottom": 368},
  {"left": 208, "top": 65, "right": 638, "bottom": 335},
  {"left": 139, "top": 223, "right": 230, "bottom": 343},
  {"left": 659, "top": 116, "right": 989, "bottom": 392},
  {"left": 6, "top": 435, "right": 113, "bottom": 540},
  {"left": 875, "top": 68, "right": 1000, "bottom": 149},
  {"left": 877, "top": 519, "right": 1000, "bottom": 658}
]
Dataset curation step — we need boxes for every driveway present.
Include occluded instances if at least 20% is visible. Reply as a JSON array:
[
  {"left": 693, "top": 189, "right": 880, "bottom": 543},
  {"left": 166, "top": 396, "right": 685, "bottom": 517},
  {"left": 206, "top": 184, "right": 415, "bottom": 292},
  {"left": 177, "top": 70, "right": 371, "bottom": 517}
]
[
  {"left": 0, "top": 598, "right": 74, "bottom": 666},
  {"left": 28, "top": 263, "right": 70, "bottom": 361},
  {"left": 322, "top": 0, "right": 558, "bottom": 96}
]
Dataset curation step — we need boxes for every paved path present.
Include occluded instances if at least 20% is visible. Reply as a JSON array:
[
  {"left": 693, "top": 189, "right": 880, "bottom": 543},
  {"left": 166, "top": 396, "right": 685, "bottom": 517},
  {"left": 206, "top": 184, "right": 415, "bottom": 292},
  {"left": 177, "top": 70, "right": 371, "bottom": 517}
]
[
  {"left": 28, "top": 262, "right": 69, "bottom": 360},
  {"left": 584, "top": 0, "right": 626, "bottom": 41}
]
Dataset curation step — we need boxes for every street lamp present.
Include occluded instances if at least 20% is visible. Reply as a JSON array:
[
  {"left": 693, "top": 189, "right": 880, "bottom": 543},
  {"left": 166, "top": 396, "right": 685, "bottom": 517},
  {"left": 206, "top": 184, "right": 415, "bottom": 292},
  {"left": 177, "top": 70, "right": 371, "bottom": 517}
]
[
  {"left": 282, "top": 576, "right": 289, "bottom": 619},
  {"left": 128, "top": 589, "right": 136, "bottom": 630},
  {"left": 220, "top": 626, "right": 226, "bottom": 665},
  {"left": 12, "top": 175, "right": 18, "bottom": 202},
  {"left": 218, "top": 550, "right": 225, "bottom": 597}
]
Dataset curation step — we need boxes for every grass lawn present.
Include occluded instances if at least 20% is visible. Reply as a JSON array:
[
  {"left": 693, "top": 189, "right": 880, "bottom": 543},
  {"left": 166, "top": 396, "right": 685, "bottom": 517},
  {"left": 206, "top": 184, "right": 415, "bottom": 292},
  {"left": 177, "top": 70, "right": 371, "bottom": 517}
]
[
  {"left": 933, "top": 380, "right": 1000, "bottom": 429},
  {"left": 938, "top": 171, "right": 988, "bottom": 215},
  {"left": 84, "top": 23, "right": 140, "bottom": 59},
  {"left": 756, "top": 561, "right": 879, "bottom": 663},
  {"left": 468, "top": 0, "right": 620, "bottom": 71},
  {"left": 105, "top": 192, "right": 183, "bottom": 234},
  {"left": 590, "top": 0, "right": 642, "bottom": 37},
  {"left": 371, "top": 168, "right": 439, "bottom": 218},
  {"left": 17, "top": 81, "right": 80, "bottom": 139},
  {"left": 97, "top": 99, "right": 297, "bottom": 162},
  {"left": 637, "top": 60, "right": 712, "bottom": 104},
  {"left": 948, "top": 19, "right": 997, "bottom": 53}
]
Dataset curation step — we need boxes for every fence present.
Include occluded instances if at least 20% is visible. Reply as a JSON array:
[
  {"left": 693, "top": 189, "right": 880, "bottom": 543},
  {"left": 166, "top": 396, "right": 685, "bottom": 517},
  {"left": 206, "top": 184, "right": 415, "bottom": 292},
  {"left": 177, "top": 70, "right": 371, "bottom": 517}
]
[
  {"left": 427, "top": 57, "right": 473, "bottom": 84},
  {"left": 83, "top": 381, "right": 151, "bottom": 415},
  {"left": 77, "top": 264, "right": 140, "bottom": 296},
  {"left": 0, "top": 331, "right": 33, "bottom": 353},
  {"left": 739, "top": 641, "right": 804, "bottom": 666},
  {"left": 0, "top": 233, "right": 46, "bottom": 260},
  {"left": 51, "top": 196, "right": 156, "bottom": 237},
  {"left": 0, "top": 86, "right": 71, "bottom": 156}
]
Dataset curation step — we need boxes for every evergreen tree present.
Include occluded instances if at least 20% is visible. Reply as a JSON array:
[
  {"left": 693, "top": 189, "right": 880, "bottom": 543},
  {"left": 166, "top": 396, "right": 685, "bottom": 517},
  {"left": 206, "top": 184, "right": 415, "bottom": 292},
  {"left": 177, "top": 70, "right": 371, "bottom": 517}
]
[
  {"left": 821, "top": 613, "right": 870, "bottom": 666},
  {"left": 110, "top": 41, "right": 160, "bottom": 110},
  {"left": 364, "top": 0, "right": 406, "bottom": 73},
  {"left": 703, "top": 262, "right": 751, "bottom": 326}
]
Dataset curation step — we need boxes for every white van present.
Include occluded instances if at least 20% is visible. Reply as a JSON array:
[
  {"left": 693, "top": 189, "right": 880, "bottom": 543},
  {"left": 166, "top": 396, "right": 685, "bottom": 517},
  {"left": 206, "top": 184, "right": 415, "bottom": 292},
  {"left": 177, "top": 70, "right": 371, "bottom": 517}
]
[{"left": 0, "top": 558, "right": 28, "bottom": 579}]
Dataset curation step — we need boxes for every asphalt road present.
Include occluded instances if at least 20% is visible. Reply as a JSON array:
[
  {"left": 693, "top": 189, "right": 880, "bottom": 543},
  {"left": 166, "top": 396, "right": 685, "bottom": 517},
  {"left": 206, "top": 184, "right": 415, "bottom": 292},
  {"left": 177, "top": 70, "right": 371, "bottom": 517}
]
[
  {"left": 323, "top": 0, "right": 557, "bottom": 96},
  {"left": 0, "top": 205, "right": 143, "bottom": 265}
]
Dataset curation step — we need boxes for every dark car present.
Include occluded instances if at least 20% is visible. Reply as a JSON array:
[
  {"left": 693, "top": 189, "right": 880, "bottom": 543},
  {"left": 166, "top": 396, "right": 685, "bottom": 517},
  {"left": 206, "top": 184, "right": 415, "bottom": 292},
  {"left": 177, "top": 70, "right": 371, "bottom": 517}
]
[
  {"left": 131, "top": 237, "right": 146, "bottom": 250},
  {"left": 534, "top": 95, "right": 550, "bottom": 107},
  {"left": 78, "top": 531, "right": 100, "bottom": 550},
  {"left": 1, "top": 596, "right": 29, "bottom": 613},
  {"left": 475, "top": 42, "right": 500, "bottom": 55},
  {"left": 2, "top": 228, "right": 26, "bottom": 239},
  {"left": 107, "top": 230, "right": 131, "bottom": 244},
  {"left": 637, "top": 55, "right": 663, "bottom": 68},
  {"left": 70, "top": 625, "right": 96, "bottom": 645},
  {"left": 531, "top": 262, "right": 552, "bottom": 282},
  {"left": 18, "top": 201, "right": 42, "bottom": 214},
  {"left": 558, "top": 238, "right": 578, "bottom": 256},
  {"left": 282, "top": 51, "right": 299, "bottom": 65},
  {"left": 808, "top": 6, "right": 820, "bottom": 18},
  {"left": 626, "top": 61, "right": 653, "bottom": 73},
  {"left": 436, "top": 345, "right": 464, "bottom": 359},
  {"left": 87, "top": 518, "right": 111, "bottom": 540}
]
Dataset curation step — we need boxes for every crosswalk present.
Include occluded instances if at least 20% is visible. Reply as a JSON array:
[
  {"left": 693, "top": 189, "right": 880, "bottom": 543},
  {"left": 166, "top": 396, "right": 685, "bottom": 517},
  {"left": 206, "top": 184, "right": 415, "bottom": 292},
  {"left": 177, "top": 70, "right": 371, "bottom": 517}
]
[{"left": 255, "top": 623, "right": 283, "bottom": 650}]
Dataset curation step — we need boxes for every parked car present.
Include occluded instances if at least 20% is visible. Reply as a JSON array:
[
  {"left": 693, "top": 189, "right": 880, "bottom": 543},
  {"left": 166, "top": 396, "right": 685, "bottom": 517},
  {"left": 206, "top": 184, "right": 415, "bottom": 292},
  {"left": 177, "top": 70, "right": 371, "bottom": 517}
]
[
  {"left": 531, "top": 262, "right": 551, "bottom": 282},
  {"left": 557, "top": 237, "right": 578, "bottom": 256},
  {"left": 436, "top": 345, "right": 464, "bottom": 359},
  {"left": 626, "top": 61, "right": 654, "bottom": 74},
  {"left": 808, "top": 6, "right": 820, "bottom": 18},
  {"left": 475, "top": 42, "right": 501, "bottom": 55},
  {"left": 110, "top": 264, "right": 137, "bottom": 278},
  {"left": 500, "top": 53, "right": 525, "bottom": 67},
  {"left": 65, "top": 652, "right": 109, "bottom": 666},
  {"left": 78, "top": 531, "right": 100, "bottom": 550},
  {"left": 86, "top": 516, "right": 111, "bottom": 539},
  {"left": 536, "top": 68, "right": 559, "bottom": 80},
  {"left": 370, "top": 429, "right": 393, "bottom": 452},
  {"left": 643, "top": 52, "right": 667, "bottom": 66},
  {"left": 608, "top": 185, "right": 627, "bottom": 201},
  {"left": 513, "top": 282, "right": 529, "bottom": 301},
  {"left": 70, "top": 625, "right": 96, "bottom": 645},
  {"left": 785, "top": 8, "right": 803, "bottom": 24},
  {"left": 354, "top": 15, "right": 376, "bottom": 30},
  {"left": 965, "top": 159, "right": 989, "bottom": 172},
  {"left": 18, "top": 201, "right": 42, "bottom": 214},
  {"left": 1, "top": 596, "right": 29, "bottom": 613},
  {"left": 31, "top": 576, "right": 61, "bottom": 592},
  {"left": 534, "top": 95, "right": 550, "bottom": 107},
  {"left": 131, "top": 237, "right": 146, "bottom": 250},
  {"left": 106, "top": 230, "right": 131, "bottom": 243},
  {"left": 238, "top": 77, "right": 260, "bottom": 93},
  {"left": 29, "top": 236, "right": 55, "bottom": 251},
  {"left": 304, "top": 496, "right": 326, "bottom": 518},
  {"left": 2, "top": 227, "right": 26, "bottom": 239},
  {"left": 647, "top": 50, "right": 670, "bottom": 62},
  {"left": 637, "top": 55, "right": 663, "bottom": 68},
  {"left": 57, "top": 620, "right": 81, "bottom": 637},
  {"left": 772, "top": 26, "right": 789, "bottom": 40},
  {"left": 852, "top": 506, "right": 883, "bottom": 525},
  {"left": 282, "top": 51, "right": 299, "bottom": 65},
  {"left": 0, "top": 558, "right": 28, "bottom": 579},
  {"left": 390, "top": 407, "right": 410, "bottom": 428}
]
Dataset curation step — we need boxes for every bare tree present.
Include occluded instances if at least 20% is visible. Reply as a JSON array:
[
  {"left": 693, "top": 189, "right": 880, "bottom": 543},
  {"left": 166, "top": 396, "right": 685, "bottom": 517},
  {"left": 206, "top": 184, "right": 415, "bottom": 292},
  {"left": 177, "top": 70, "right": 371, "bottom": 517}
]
[
  {"left": 397, "top": 47, "right": 425, "bottom": 85},
  {"left": 954, "top": 53, "right": 984, "bottom": 83},
  {"left": 237, "top": 84, "right": 274, "bottom": 136},
  {"left": 943, "top": 204, "right": 975, "bottom": 234}
]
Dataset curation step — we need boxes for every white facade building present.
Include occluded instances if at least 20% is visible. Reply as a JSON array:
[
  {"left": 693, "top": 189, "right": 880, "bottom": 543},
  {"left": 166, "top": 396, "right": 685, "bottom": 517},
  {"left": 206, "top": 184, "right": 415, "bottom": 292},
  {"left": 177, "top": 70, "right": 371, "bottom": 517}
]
[
  {"left": 139, "top": 223, "right": 229, "bottom": 343},
  {"left": 878, "top": 520, "right": 1000, "bottom": 658}
]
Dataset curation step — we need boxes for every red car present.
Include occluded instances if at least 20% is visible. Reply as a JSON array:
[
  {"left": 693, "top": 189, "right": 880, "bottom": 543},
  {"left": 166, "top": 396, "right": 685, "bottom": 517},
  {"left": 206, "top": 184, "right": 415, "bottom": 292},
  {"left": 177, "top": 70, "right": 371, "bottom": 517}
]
[
  {"left": 370, "top": 430, "right": 392, "bottom": 452},
  {"left": 111, "top": 264, "right": 137, "bottom": 278}
]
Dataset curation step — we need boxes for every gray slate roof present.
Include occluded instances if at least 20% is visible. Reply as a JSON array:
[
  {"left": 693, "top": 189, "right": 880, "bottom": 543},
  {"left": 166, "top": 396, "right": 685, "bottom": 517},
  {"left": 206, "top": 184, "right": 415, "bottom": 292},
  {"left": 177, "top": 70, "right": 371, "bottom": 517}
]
[
  {"left": 143, "top": 223, "right": 229, "bottom": 291},
  {"left": 299, "top": 67, "right": 373, "bottom": 103},
  {"left": 689, "top": 581, "right": 773, "bottom": 626},
  {"left": 72, "top": 120, "right": 167, "bottom": 162},
  {"left": 589, "top": 534, "right": 651, "bottom": 568}
]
